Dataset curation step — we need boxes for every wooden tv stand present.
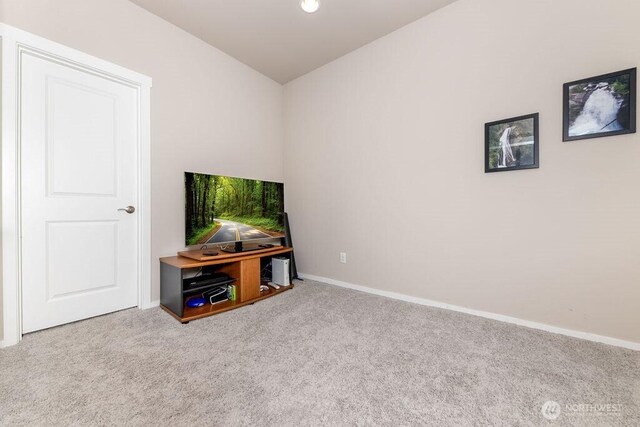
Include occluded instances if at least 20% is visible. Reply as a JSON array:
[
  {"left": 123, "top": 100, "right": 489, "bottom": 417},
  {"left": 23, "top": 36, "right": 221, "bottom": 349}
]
[{"left": 160, "top": 246, "right": 294, "bottom": 323}]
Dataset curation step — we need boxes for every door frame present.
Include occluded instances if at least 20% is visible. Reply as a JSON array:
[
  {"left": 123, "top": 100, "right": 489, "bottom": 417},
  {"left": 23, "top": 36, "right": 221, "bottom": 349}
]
[{"left": 0, "top": 24, "right": 153, "bottom": 347}]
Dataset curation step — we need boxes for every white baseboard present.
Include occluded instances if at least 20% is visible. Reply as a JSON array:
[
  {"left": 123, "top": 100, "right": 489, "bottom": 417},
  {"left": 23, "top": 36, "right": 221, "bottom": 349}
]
[
  {"left": 140, "top": 300, "right": 160, "bottom": 309},
  {"left": 0, "top": 337, "right": 18, "bottom": 348},
  {"left": 299, "top": 273, "right": 640, "bottom": 352}
]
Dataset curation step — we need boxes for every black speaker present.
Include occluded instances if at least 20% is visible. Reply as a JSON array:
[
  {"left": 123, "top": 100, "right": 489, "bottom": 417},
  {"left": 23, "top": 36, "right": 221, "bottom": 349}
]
[{"left": 282, "top": 212, "right": 301, "bottom": 280}]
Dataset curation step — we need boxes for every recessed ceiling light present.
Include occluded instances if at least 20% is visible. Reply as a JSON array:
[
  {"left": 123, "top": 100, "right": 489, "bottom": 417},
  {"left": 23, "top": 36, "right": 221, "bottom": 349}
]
[{"left": 300, "top": 0, "right": 320, "bottom": 14}]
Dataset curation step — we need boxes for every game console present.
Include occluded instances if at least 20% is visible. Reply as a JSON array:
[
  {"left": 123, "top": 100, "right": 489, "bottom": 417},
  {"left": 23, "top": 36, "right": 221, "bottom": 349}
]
[{"left": 272, "top": 257, "right": 290, "bottom": 286}]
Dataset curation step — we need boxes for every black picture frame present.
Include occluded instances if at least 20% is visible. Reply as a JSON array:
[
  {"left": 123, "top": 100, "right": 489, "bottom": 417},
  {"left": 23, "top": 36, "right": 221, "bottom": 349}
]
[
  {"left": 485, "top": 113, "right": 539, "bottom": 173},
  {"left": 563, "top": 68, "right": 636, "bottom": 142}
]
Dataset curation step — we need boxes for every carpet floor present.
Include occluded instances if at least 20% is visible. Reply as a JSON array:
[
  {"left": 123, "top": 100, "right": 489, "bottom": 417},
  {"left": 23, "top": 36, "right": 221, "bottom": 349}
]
[{"left": 0, "top": 280, "right": 638, "bottom": 426}]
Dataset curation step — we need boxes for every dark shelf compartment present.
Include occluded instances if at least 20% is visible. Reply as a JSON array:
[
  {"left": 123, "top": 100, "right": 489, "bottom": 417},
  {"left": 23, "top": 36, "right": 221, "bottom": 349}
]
[{"left": 181, "top": 284, "right": 293, "bottom": 321}]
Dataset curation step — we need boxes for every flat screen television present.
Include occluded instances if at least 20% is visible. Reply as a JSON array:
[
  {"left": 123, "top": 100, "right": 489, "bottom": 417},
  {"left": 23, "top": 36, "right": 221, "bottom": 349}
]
[{"left": 184, "top": 172, "right": 285, "bottom": 248}]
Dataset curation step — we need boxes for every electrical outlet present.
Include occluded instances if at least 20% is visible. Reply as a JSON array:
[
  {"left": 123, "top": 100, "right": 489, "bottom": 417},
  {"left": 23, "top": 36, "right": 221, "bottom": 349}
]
[{"left": 340, "top": 252, "right": 347, "bottom": 263}]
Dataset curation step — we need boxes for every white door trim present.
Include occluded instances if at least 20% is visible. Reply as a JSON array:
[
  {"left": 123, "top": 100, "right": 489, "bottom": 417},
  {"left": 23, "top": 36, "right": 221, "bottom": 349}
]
[{"left": 0, "top": 24, "right": 153, "bottom": 347}]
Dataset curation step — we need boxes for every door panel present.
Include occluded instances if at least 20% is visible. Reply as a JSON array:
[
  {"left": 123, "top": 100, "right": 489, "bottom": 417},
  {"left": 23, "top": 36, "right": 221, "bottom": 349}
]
[
  {"left": 46, "top": 221, "right": 118, "bottom": 300},
  {"left": 47, "top": 79, "right": 118, "bottom": 197},
  {"left": 21, "top": 52, "right": 139, "bottom": 333}
]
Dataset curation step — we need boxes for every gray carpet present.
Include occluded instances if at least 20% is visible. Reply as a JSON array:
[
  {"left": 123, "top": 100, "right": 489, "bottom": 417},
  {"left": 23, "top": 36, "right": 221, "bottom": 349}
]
[{"left": 0, "top": 280, "right": 638, "bottom": 426}]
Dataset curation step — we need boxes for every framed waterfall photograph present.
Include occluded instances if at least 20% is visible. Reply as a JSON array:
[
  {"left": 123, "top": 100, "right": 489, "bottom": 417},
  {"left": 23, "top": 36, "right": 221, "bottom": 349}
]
[
  {"left": 563, "top": 68, "right": 636, "bottom": 142},
  {"left": 485, "top": 113, "right": 539, "bottom": 173}
]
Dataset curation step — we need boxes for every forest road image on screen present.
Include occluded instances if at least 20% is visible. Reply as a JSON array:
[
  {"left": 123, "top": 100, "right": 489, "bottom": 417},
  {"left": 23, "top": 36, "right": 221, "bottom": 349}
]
[{"left": 185, "top": 172, "right": 285, "bottom": 246}]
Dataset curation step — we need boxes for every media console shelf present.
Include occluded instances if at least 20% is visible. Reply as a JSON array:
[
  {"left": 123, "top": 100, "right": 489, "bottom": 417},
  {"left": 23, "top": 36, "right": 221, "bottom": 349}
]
[{"left": 160, "top": 246, "right": 294, "bottom": 323}]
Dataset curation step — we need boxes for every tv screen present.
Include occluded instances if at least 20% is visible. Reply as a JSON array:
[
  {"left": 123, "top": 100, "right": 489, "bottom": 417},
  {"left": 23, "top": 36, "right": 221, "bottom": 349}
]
[{"left": 185, "top": 172, "right": 285, "bottom": 246}]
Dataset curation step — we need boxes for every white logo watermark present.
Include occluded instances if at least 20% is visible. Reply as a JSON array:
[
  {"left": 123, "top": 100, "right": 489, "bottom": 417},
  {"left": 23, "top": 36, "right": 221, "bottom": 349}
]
[
  {"left": 542, "top": 401, "right": 561, "bottom": 420},
  {"left": 541, "top": 401, "right": 623, "bottom": 421}
]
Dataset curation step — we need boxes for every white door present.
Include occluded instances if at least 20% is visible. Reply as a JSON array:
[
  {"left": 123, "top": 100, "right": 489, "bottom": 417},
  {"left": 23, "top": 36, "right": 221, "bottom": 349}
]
[{"left": 21, "top": 51, "right": 139, "bottom": 333}]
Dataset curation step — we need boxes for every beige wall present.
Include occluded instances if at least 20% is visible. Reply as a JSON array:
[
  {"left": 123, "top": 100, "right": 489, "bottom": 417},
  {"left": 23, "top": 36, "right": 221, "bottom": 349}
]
[
  {"left": 284, "top": 0, "right": 640, "bottom": 343},
  {"left": 0, "top": 0, "right": 283, "bottom": 340}
]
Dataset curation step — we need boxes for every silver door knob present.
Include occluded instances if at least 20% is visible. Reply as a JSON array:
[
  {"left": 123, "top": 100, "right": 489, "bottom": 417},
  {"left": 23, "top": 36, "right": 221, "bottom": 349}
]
[{"left": 118, "top": 206, "right": 136, "bottom": 214}]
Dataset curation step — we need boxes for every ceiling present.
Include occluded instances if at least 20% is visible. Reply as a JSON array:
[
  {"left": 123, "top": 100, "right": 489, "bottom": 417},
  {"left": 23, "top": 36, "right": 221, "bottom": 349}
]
[{"left": 129, "top": 0, "right": 457, "bottom": 84}]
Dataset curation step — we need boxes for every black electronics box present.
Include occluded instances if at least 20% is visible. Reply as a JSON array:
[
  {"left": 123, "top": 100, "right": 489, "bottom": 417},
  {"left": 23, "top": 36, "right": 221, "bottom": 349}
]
[{"left": 183, "top": 272, "right": 235, "bottom": 290}]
